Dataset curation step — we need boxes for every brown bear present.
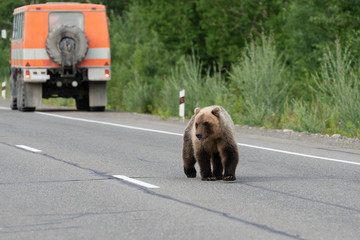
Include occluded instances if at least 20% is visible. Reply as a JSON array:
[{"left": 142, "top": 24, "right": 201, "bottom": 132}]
[{"left": 182, "top": 105, "right": 239, "bottom": 181}]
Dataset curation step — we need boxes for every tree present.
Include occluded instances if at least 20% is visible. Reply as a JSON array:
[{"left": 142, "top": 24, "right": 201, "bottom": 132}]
[
  {"left": 278, "top": 0, "right": 360, "bottom": 79},
  {"left": 135, "top": 0, "right": 201, "bottom": 56},
  {"left": 197, "top": 0, "right": 281, "bottom": 68}
]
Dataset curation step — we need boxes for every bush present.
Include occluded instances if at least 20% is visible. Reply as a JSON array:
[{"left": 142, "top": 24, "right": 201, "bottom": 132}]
[
  {"left": 313, "top": 41, "right": 360, "bottom": 137},
  {"left": 229, "top": 35, "right": 290, "bottom": 127}
]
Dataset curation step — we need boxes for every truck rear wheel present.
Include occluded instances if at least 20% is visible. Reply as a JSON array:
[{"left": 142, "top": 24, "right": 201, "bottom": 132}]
[
  {"left": 16, "top": 74, "right": 42, "bottom": 112},
  {"left": 75, "top": 95, "right": 106, "bottom": 112},
  {"left": 76, "top": 96, "right": 89, "bottom": 111},
  {"left": 10, "top": 73, "right": 17, "bottom": 110},
  {"left": 17, "top": 79, "right": 35, "bottom": 112},
  {"left": 89, "top": 106, "right": 105, "bottom": 112}
]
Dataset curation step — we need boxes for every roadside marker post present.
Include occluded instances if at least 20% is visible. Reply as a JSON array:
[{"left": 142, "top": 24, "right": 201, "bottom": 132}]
[
  {"left": 179, "top": 89, "right": 185, "bottom": 121},
  {"left": 1, "top": 82, "right": 5, "bottom": 98}
]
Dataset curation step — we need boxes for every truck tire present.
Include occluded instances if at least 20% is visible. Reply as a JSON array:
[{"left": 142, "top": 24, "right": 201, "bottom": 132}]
[
  {"left": 10, "top": 73, "right": 17, "bottom": 110},
  {"left": 89, "top": 106, "right": 105, "bottom": 112},
  {"left": 46, "top": 25, "right": 88, "bottom": 66},
  {"left": 16, "top": 78, "right": 35, "bottom": 112},
  {"left": 76, "top": 96, "right": 89, "bottom": 111}
]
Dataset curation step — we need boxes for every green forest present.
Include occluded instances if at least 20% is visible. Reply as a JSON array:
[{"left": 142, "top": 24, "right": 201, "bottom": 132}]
[{"left": 1, "top": 0, "right": 360, "bottom": 138}]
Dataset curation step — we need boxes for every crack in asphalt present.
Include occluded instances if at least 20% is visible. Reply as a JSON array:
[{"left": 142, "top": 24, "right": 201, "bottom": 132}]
[
  {"left": 0, "top": 226, "right": 81, "bottom": 234},
  {"left": 0, "top": 178, "right": 110, "bottom": 185},
  {"left": 244, "top": 183, "right": 360, "bottom": 214},
  {"left": 2, "top": 210, "right": 147, "bottom": 231},
  {"left": 139, "top": 188, "right": 306, "bottom": 240}
]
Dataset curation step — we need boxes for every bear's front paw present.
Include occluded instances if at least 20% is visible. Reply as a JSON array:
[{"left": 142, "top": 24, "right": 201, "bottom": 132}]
[
  {"left": 184, "top": 167, "right": 197, "bottom": 178},
  {"left": 201, "top": 176, "right": 217, "bottom": 181},
  {"left": 223, "top": 175, "right": 236, "bottom": 181},
  {"left": 215, "top": 175, "right": 223, "bottom": 180}
]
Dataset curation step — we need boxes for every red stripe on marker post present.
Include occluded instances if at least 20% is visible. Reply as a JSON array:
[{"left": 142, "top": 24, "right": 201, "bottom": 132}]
[
  {"left": 179, "top": 89, "right": 185, "bottom": 121},
  {"left": 180, "top": 96, "right": 185, "bottom": 104},
  {"left": 1, "top": 82, "right": 5, "bottom": 98}
]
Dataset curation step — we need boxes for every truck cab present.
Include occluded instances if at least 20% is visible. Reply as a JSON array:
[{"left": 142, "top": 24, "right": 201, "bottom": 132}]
[{"left": 10, "top": 3, "right": 111, "bottom": 111}]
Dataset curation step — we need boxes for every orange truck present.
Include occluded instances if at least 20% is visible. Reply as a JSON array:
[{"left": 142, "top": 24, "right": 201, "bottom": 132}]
[{"left": 9, "top": 2, "right": 111, "bottom": 111}]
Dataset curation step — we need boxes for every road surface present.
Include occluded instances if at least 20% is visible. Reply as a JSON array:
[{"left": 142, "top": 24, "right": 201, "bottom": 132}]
[{"left": 1, "top": 99, "right": 360, "bottom": 240}]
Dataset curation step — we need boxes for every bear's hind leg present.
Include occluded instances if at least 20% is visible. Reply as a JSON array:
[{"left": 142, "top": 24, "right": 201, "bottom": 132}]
[
  {"left": 182, "top": 139, "right": 197, "bottom": 178},
  {"left": 211, "top": 152, "right": 223, "bottom": 180},
  {"left": 183, "top": 156, "right": 197, "bottom": 178}
]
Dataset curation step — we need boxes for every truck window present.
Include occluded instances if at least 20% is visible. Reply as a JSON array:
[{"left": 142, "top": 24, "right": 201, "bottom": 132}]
[
  {"left": 49, "top": 12, "right": 84, "bottom": 32},
  {"left": 11, "top": 15, "right": 16, "bottom": 39},
  {"left": 12, "top": 13, "right": 24, "bottom": 40},
  {"left": 19, "top": 13, "right": 24, "bottom": 39}
]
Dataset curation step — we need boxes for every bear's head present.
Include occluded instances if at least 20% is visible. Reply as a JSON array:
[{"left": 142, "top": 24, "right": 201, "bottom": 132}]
[{"left": 193, "top": 106, "right": 221, "bottom": 142}]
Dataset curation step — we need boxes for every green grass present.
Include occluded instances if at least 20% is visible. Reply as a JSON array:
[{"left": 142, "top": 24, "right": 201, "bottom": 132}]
[
  {"left": 280, "top": 41, "right": 360, "bottom": 138},
  {"left": 42, "top": 98, "right": 76, "bottom": 108}
]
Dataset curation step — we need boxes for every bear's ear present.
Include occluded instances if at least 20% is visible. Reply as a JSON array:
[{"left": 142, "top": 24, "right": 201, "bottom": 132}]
[
  {"left": 194, "top": 108, "right": 201, "bottom": 115},
  {"left": 211, "top": 107, "right": 220, "bottom": 118}
]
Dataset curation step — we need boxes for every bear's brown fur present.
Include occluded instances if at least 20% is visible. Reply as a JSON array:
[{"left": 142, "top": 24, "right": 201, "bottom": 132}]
[{"left": 182, "top": 105, "right": 239, "bottom": 181}]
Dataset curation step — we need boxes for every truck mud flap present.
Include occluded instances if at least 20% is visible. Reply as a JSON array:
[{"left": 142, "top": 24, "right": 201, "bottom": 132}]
[
  {"left": 89, "top": 81, "right": 107, "bottom": 111},
  {"left": 17, "top": 80, "right": 42, "bottom": 112}
]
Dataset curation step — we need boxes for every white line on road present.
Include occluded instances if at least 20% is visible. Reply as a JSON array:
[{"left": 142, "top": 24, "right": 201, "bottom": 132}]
[
  {"left": 112, "top": 175, "right": 160, "bottom": 189},
  {"left": 36, "top": 112, "right": 360, "bottom": 166},
  {"left": 237, "top": 143, "right": 360, "bottom": 166},
  {"left": 36, "top": 112, "right": 183, "bottom": 136},
  {"left": 16, "top": 145, "right": 42, "bottom": 153}
]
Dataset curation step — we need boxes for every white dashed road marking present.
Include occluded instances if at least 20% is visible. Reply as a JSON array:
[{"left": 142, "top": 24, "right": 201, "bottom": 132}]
[
  {"left": 16, "top": 145, "right": 42, "bottom": 153},
  {"left": 112, "top": 175, "right": 160, "bottom": 189}
]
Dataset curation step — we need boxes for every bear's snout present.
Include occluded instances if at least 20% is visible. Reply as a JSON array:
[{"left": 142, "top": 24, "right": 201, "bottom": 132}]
[{"left": 196, "top": 133, "right": 205, "bottom": 142}]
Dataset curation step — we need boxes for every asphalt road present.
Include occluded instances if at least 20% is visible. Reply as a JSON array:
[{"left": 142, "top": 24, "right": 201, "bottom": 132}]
[{"left": 1, "top": 99, "right": 360, "bottom": 240}]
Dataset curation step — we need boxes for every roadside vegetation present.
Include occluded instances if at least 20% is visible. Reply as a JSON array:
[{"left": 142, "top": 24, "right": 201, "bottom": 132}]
[{"left": 1, "top": 0, "right": 360, "bottom": 138}]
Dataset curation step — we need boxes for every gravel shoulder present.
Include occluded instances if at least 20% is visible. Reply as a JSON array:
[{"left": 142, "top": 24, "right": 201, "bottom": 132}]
[{"left": 234, "top": 124, "right": 360, "bottom": 150}]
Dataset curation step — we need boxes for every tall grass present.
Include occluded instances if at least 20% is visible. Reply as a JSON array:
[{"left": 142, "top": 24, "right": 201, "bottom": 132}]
[
  {"left": 229, "top": 35, "right": 290, "bottom": 127},
  {"left": 280, "top": 41, "right": 360, "bottom": 137},
  {"left": 157, "top": 53, "right": 228, "bottom": 118},
  {"left": 313, "top": 41, "right": 360, "bottom": 137},
  {"left": 281, "top": 98, "right": 333, "bottom": 134},
  {"left": 122, "top": 71, "right": 154, "bottom": 113}
]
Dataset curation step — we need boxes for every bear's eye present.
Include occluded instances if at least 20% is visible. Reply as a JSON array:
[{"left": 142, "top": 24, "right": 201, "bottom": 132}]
[
  {"left": 195, "top": 123, "right": 198, "bottom": 128},
  {"left": 203, "top": 122, "right": 209, "bottom": 126}
]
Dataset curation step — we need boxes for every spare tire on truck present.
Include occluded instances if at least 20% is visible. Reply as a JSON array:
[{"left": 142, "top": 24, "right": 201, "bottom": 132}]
[{"left": 46, "top": 25, "right": 88, "bottom": 66}]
